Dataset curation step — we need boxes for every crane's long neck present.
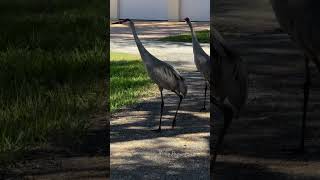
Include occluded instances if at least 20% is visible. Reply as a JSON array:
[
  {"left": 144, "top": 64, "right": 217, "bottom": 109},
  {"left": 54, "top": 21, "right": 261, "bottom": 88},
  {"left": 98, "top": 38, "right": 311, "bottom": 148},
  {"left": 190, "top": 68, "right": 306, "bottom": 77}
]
[
  {"left": 187, "top": 21, "right": 205, "bottom": 56},
  {"left": 187, "top": 21, "right": 200, "bottom": 45},
  {"left": 128, "top": 21, "right": 150, "bottom": 60}
]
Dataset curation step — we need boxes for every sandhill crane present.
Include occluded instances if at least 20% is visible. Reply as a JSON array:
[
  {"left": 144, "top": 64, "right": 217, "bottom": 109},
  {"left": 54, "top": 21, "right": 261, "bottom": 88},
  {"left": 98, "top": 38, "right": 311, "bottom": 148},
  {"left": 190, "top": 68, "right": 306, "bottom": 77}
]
[
  {"left": 112, "top": 19, "right": 187, "bottom": 132},
  {"left": 270, "top": 0, "right": 320, "bottom": 152},
  {"left": 210, "top": 27, "right": 248, "bottom": 170},
  {"left": 184, "top": 17, "right": 211, "bottom": 111}
]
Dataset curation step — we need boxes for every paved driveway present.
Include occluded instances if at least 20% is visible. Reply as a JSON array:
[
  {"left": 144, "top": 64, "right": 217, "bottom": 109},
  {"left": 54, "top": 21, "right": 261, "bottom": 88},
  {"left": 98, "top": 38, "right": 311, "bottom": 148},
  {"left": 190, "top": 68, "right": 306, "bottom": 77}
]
[
  {"left": 110, "top": 21, "right": 211, "bottom": 179},
  {"left": 111, "top": 21, "right": 209, "bottom": 40}
]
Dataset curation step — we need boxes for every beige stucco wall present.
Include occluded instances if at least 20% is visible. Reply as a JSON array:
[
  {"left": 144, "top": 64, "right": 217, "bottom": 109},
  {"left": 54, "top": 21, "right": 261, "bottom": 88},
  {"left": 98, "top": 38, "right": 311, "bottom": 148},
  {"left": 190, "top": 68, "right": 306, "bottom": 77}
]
[
  {"left": 168, "top": 0, "right": 180, "bottom": 21},
  {"left": 110, "top": 0, "right": 119, "bottom": 19},
  {"left": 110, "top": 0, "right": 181, "bottom": 21}
]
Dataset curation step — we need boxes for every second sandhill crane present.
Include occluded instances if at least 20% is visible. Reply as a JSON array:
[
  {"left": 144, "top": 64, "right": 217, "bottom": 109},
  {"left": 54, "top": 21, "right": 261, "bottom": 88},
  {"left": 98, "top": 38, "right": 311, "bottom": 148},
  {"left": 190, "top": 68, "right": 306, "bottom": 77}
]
[
  {"left": 211, "top": 27, "right": 248, "bottom": 170},
  {"left": 185, "top": 17, "right": 211, "bottom": 111},
  {"left": 270, "top": 0, "right": 320, "bottom": 152},
  {"left": 112, "top": 19, "right": 187, "bottom": 132}
]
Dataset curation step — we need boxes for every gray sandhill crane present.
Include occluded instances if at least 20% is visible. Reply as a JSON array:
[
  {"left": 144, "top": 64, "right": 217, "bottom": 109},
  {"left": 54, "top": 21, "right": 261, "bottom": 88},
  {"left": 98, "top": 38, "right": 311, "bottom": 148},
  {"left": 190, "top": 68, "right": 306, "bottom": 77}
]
[
  {"left": 270, "top": 0, "right": 320, "bottom": 152},
  {"left": 211, "top": 27, "right": 248, "bottom": 170},
  {"left": 112, "top": 19, "right": 187, "bottom": 132},
  {"left": 184, "top": 17, "right": 211, "bottom": 111}
]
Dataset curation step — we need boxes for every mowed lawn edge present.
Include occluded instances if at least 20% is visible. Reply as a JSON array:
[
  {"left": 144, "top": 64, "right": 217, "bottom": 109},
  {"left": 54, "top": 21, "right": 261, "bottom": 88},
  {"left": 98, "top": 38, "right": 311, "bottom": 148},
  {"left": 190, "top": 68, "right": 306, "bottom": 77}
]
[
  {"left": 158, "top": 30, "right": 209, "bottom": 43},
  {"left": 110, "top": 52, "right": 157, "bottom": 113}
]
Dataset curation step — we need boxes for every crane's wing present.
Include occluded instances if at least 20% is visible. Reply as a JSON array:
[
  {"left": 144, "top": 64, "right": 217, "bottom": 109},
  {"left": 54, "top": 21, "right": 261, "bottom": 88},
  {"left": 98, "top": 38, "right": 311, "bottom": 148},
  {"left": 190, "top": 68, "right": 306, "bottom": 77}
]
[
  {"left": 211, "top": 27, "right": 239, "bottom": 61},
  {"left": 225, "top": 56, "right": 248, "bottom": 112},
  {"left": 148, "top": 61, "right": 184, "bottom": 91},
  {"left": 197, "top": 53, "right": 211, "bottom": 80},
  {"left": 270, "top": 0, "right": 292, "bottom": 33},
  {"left": 270, "top": 0, "right": 320, "bottom": 56},
  {"left": 211, "top": 27, "right": 248, "bottom": 112}
]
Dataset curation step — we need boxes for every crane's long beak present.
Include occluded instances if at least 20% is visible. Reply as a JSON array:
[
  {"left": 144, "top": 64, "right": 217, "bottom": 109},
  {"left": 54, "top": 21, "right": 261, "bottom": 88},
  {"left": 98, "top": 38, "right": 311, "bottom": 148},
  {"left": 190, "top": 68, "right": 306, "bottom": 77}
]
[
  {"left": 112, "top": 20, "right": 123, "bottom": 24},
  {"left": 112, "top": 19, "right": 130, "bottom": 24}
]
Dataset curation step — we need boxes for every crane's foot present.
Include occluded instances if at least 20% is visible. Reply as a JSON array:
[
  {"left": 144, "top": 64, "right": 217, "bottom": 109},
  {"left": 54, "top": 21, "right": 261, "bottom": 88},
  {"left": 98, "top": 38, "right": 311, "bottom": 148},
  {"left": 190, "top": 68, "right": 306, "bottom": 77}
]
[{"left": 171, "top": 119, "right": 176, "bottom": 129}]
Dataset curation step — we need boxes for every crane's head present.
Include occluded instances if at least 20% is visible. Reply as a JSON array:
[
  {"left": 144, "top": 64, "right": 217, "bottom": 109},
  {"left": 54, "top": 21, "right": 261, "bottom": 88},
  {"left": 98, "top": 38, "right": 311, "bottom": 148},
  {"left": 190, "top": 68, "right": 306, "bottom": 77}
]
[
  {"left": 184, "top": 17, "right": 191, "bottom": 22},
  {"left": 112, "top": 18, "right": 131, "bottom": 24}
]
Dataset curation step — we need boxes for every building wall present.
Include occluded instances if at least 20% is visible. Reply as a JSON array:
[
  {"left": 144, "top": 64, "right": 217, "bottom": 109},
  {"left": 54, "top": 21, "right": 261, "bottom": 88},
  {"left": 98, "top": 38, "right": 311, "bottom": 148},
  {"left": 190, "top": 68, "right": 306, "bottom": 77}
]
[
  {"left": 181, "top": 0, "right": 210, "bottom": 21},
  {"left": 119, "top": 0, "right": 168, "bottom": 20},
  {"left": 168, "top": 0, "right": 180, "bottom": 21},
  {"left": 110, "top": 0, "right": 209, "bottom": 21},
  {"left": 110, "top": 0, "right": 119, "bottom": 19}
]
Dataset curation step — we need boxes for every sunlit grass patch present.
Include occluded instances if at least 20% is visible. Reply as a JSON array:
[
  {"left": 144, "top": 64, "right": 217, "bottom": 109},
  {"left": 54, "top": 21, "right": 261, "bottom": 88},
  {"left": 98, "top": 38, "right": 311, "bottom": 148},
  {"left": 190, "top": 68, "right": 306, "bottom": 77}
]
[
  {"left": 158, "top": 30, "right": 209, "bottom": 43},
  {"left": 110, "top": 52, "right": 157, "bottom": 112}
]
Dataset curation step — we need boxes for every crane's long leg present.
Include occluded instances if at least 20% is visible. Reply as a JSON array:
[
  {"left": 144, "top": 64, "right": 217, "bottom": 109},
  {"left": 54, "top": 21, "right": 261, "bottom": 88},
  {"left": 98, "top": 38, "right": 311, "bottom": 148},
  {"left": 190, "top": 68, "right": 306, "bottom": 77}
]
[
  {"left": 211, "top": 98, "right": 234, "bottom": 171},
  {"left": 153, "top": 89, "right": 164, "bottom": 132},
  {"left": 200, "top": 83, "right": 208, "bottom": 111},
  {"left": 300, "top": 56, "right": 311, "bottom": 152},
  {"left": 172, "top": 95, "right": 183, "bottom": 128},
  {"left": 159, "top": 89, "right": 164, "bottom": 131}
]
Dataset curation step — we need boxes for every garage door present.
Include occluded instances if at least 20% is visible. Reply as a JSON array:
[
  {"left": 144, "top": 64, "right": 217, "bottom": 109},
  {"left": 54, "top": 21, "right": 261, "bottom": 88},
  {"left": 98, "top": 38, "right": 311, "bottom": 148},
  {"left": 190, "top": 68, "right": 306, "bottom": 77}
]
[
  {"left": 119, "top": 0, "right": 168, "bottom": 20},
  {"left": 181, "top": 0, "right": 210, "bottom": 21}
]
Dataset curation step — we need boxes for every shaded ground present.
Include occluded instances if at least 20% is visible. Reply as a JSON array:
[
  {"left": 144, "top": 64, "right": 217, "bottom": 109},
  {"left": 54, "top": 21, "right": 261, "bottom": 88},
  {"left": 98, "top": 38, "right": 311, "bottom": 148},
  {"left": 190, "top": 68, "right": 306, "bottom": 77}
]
[
  {"left": 1, "top": 114, "right": 108, "bottom": 180},
  {"left": 212, "top": 0, "right": 320, "bottom": 179},
  {"left": 111, "top": 22, "right": 210, "bottom": 179}
]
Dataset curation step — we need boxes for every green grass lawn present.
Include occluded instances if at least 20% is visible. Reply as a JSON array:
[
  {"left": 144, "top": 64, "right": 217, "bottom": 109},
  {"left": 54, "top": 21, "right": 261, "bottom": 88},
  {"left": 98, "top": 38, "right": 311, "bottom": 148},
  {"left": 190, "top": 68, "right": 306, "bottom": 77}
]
[
  {"left": 158, "top": 30, "right": 209, "bottom": 43},
  {"left": 110, "top": 52, "right": 157, "bottom": 112},
  {"left": 0, "top": 0, "right": 106, "bottom": 164}
]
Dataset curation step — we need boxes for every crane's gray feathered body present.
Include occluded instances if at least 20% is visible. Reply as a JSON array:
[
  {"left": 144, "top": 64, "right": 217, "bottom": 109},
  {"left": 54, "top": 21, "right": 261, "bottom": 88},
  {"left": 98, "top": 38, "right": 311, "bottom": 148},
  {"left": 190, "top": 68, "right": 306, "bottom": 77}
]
[
  {"left": 270, "top": 0, "right": 320, "bottom": 152},
  {"left": 116, "top": 19, "right": 187, "bottom": 131},
  {"left": 185, "top": 18, "right": 211, "bottom": 82},
  {"left": 128, "top": 20, "right": 187, "bottom": 97},
  {"left": 185, "top": 17, "right": 211, "bottom": 110},
  {"left": 211, "top": 26, "right": 248, "bottom": 170},
  {"left": 211, "top": 27, "right": 248, "bottom": 115},
  {"left": 270, "top": 0, "right": 320, "bottom": 67}
]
